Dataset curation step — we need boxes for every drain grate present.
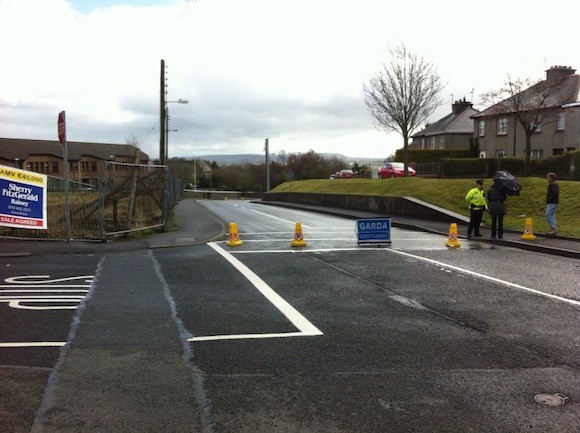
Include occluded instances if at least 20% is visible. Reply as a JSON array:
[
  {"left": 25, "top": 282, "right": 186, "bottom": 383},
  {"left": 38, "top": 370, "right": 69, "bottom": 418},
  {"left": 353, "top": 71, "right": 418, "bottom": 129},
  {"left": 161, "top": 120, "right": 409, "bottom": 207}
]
[{"left": 534, "top": 393, "right": 569, "bottom": 406}]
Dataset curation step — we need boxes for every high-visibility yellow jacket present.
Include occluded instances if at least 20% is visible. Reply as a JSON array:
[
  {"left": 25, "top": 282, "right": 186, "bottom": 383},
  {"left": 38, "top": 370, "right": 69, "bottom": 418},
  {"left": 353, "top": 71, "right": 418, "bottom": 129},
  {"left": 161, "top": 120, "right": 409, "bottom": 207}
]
[{"left": 465, "top": 187, "right": 486, "bottom": 209}]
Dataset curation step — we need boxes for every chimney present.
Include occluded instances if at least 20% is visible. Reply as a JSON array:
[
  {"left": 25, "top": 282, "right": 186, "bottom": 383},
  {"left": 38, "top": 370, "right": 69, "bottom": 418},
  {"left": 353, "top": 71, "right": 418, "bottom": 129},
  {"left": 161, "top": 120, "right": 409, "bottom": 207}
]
[
  {"left": 546, "top": 65, "right": 576, "bottom": 82},
  {"left": 452, "top": 97, "right": 472, "bottom": 114}
]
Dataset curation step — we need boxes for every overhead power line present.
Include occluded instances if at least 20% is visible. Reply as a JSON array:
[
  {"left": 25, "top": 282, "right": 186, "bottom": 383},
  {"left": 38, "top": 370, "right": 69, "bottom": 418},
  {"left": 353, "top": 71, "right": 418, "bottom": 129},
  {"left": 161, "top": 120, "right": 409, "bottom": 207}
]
[{"left": 170, "top": 117, "right": 261, "bottom": 145}]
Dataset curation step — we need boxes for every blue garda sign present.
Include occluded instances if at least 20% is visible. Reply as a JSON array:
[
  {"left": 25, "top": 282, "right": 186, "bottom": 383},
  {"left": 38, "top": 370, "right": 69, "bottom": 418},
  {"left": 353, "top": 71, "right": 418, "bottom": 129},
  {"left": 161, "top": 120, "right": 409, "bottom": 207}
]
[{"left": 356, "top": 217, "right": 391, "bottom": 245}]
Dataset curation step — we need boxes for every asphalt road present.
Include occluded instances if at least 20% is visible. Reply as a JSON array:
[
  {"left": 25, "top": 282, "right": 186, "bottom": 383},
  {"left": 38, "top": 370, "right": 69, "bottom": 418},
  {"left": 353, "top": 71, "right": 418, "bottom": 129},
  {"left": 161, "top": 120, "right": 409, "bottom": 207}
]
[{"left": 1, "top": 200, "right": 579, "bottom": 432}]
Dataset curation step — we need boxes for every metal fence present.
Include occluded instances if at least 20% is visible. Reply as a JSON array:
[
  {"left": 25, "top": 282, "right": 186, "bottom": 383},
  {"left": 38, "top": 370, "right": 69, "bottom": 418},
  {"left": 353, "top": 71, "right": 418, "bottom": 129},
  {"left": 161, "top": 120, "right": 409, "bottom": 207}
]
[{"left": 0, "top": 162, "right": 184, "bottom": 241}]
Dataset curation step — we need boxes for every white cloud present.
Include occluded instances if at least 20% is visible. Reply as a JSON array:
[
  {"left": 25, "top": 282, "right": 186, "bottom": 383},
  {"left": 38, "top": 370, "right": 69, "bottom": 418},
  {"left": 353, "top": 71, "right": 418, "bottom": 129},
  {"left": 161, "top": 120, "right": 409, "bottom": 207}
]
[{"left": 1, "top": 0, "right": 579, "bottom": 160}]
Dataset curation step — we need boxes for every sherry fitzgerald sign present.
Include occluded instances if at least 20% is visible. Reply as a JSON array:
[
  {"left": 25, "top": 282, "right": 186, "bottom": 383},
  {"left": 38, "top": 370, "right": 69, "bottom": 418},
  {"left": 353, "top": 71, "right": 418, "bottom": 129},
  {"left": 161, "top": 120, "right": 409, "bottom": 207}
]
[{"left": 0, "top": 165, "right": 47, "bottom": 230}]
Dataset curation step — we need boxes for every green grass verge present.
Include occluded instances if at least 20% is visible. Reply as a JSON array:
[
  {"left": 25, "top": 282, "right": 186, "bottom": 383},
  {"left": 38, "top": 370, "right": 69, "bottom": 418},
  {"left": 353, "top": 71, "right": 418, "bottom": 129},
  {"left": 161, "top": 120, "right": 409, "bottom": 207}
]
[{"left": 270, "top": 177, "right": 580, "bottom": 238}]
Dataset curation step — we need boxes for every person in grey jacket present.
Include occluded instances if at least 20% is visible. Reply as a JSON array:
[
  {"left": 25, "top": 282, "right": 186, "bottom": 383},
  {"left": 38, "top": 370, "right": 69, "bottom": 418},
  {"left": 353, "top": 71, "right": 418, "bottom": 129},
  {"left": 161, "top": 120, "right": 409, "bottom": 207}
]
[{"left": 487, "top": 181, "right": 507, "bottom": 239}]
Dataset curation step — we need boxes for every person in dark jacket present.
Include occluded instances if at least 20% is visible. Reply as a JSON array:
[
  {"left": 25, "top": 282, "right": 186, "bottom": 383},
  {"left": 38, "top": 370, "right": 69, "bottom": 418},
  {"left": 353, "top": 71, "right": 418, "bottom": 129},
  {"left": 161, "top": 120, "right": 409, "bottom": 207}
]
[
  {"left": 487, "top": 181, "right": 507, "bottom": 239},
  {"left": 545, "top": 172, "right": 559, "bottom": 235}
]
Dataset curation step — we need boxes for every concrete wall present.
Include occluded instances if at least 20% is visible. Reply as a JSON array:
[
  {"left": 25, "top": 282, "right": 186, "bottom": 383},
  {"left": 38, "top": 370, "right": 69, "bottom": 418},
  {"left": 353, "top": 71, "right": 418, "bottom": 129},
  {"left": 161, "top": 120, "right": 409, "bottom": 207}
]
[{"left": 264, "top": 192, "right": 469, "bottom": 224}]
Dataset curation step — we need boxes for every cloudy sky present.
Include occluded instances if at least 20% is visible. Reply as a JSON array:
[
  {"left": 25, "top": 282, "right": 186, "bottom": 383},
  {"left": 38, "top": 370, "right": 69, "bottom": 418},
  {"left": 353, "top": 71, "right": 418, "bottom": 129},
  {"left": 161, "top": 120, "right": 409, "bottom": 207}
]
[{"left": 1, "top": 0, "right": 579, "bottom": 160}]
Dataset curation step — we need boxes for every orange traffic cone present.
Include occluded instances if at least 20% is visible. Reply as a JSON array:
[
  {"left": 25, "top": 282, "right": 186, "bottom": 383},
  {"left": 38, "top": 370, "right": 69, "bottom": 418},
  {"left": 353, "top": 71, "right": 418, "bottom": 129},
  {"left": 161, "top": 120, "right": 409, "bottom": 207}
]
[
  {"left": 291, "top": 222, "right": 307, "bottom": 247},
  {"left": 226, "top": 222, "right": 243, "bottom": 247},
  {"left": 521, "top": 217, "right": 536, "bottom": 240},
  {"left": 445, "top": 223, "right": 461, "bottom": 248}
]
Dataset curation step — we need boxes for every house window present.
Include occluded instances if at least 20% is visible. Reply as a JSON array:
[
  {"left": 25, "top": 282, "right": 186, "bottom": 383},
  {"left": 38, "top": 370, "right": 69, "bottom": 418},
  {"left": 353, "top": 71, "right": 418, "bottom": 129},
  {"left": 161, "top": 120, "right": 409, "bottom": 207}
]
[
  {"left": 566, "top": 146, "right": 576, "bottom": 152},
  {"left": 556, "top": 113, "right": 566, "bottom": 130},
  {"left": 553, "top": 148, "right": 564, "bottom": 155},
  {"left": 526, "top": 149, "right": 543, "bottom": 159},
  {"left": 478, "top": 120, "right": 485, "bottom": 136},
  {"left": 91, "top": 162, "right": 97, "bottom": 171},
  {"left": 530, "top": 120, "right": 541, "bottom": 133},
  {"left": 479, "top": 151, "right": 486, "bottom": 158},
  {"left": 497, "top": 117, "right": 508, "bottom": 135},
  {"left": 52, "top": 162, "right": 59, "bottom": 173},
  {"left": 496, "top": 150, "right": 507, "bottom": 158},
  {"left": 430, "top": 137, "right": 436, "bottom": 149}
]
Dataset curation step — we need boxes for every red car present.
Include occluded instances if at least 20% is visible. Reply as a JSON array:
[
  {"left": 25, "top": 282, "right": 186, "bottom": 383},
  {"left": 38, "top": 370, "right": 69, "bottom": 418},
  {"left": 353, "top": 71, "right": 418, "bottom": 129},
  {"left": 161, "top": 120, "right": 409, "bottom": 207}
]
[
  {"left": 378, "top": 162, "right": 416, "bottom": 178},
  {"left": 337, "top": 169, "right": 355, "bottom": 179}
]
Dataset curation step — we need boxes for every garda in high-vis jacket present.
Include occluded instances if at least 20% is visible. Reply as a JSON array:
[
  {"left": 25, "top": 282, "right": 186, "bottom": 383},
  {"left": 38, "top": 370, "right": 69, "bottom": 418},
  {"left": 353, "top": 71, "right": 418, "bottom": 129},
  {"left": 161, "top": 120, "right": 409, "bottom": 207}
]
[{"left": 465, "top": 187, "right": 486, "bottom": 210}]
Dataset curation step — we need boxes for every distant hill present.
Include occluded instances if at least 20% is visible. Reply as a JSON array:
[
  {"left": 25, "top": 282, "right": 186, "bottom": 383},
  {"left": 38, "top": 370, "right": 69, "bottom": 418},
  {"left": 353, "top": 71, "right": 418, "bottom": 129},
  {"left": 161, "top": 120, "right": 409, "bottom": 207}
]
[{"left": 178, "top": 153, "right": 385, "bottom": 165}]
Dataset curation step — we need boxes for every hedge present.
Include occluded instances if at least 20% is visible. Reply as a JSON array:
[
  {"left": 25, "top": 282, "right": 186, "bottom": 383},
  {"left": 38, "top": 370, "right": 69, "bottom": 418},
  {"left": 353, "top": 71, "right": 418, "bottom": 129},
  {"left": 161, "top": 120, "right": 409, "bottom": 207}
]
[{"left": 439, "top": 152, "right": 578, "bottom": 179}]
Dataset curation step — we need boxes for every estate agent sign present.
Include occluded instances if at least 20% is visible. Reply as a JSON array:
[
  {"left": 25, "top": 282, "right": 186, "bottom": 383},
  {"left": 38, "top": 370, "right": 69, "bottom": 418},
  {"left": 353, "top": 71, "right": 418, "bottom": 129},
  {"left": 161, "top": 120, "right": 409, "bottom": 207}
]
[{"left": 0, "top": 165, "right": 47, "bottom": 229}]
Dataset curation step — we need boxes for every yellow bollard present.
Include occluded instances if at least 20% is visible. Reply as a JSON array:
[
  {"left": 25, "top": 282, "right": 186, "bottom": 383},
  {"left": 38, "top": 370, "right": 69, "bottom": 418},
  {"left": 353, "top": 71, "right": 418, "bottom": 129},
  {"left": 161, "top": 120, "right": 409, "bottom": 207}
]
[
  {"left": 521, "top": 217, "right": 536, "bottom": 240},
  {"left": 226, "top": 222, "right": 243, "bottom": 247},
  {"left": 445, "top": 223, "right": 461, "bottom": 248},
  {"left": 291, "top": 222, "right": 307, "bottom": 247}
]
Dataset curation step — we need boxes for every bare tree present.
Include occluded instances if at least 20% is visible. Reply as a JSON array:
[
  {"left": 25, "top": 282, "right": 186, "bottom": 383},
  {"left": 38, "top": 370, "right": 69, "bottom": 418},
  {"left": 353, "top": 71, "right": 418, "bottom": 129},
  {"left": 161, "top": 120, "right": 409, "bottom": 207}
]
[
  {"left": 363, "top": 43, "right": 444, "bottom": 175},
  {"left": 481, "top": 76, "right": 562, "bottom": 176}
]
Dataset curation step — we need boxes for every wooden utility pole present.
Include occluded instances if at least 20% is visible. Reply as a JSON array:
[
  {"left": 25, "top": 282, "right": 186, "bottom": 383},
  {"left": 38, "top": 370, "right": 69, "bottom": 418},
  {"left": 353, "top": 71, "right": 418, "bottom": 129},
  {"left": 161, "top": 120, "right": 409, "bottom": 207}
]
[
  {"left": 265, "top": 138, "right": 270, "bottom": 192},
  {"left": 159, "top": 59, "right": 166, "bottom": 165}
]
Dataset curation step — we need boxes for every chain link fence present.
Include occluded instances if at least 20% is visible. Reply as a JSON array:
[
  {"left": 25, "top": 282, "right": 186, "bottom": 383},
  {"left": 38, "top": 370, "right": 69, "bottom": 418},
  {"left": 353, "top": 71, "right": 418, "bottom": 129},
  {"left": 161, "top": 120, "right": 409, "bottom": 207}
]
[{"left": 0, "top": 162, "right": 184, "bottom": 241}]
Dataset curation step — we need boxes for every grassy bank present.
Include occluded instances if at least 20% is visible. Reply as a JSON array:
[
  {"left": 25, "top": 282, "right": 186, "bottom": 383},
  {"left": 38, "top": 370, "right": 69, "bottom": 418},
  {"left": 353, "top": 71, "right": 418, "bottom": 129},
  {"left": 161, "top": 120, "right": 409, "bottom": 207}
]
[{"left": 269, "top": 177, "right": 580, "bottom": 238}]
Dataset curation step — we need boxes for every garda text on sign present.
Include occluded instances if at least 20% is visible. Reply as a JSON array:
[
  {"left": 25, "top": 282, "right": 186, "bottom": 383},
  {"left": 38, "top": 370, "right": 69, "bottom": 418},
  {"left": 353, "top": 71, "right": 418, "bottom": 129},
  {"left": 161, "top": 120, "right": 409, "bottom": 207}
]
[
  {"left": 356, "top": 217, "right": 391, "bottom": 245},
  {"left": 0, "top": 165, "right": 47, "bottom": 230}
]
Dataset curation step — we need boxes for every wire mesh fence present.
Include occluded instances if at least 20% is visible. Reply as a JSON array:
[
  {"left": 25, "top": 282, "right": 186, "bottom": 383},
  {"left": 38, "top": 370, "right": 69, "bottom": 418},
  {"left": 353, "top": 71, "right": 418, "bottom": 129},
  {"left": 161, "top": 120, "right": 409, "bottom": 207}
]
[{"left": 0, "top": 162, "right": 184, "bottom": 241}]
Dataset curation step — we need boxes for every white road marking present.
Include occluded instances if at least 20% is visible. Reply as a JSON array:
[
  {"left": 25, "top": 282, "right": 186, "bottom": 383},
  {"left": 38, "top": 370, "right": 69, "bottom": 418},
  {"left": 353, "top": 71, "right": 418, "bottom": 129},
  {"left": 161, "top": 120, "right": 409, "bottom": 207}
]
[
  {"left": 226, "top": 238, "right": 356, "bottom": 243},
  {"left": 1, "top": 275, "right": 94, "bottom": 347},
  {"left": 1, "top": 275, "right": 93, "bottom": 311},
  {"left": 231, "top": 247, "right": 386, "bottom": 254},
  {"left": 247, "top": 208, "right": 313, "bottom": 228},
  {"left": 387, "top": 249, "right": 580, "bottom": 307},
  {"left": 198, "top": 242, "right": 323, "bottom": 342},
  {"left": 0, "top": 342, "right": 66, "bottom": 348}
]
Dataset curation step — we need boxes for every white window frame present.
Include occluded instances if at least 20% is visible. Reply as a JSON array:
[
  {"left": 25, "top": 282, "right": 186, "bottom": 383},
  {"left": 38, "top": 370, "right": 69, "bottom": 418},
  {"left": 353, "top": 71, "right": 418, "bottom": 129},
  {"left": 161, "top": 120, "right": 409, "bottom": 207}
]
[
  {"left": 556, "top": 113, "right": 566, "bottom": 130},
  {"left": 430, "top": 137, "right": 436, "bottom": 149},
  {"left": 497, "top": 117, "right": 508, "bottom": 135},
  {"left": 496, "top": 149, "right": 507, "bottom": 158},
  {"left": 478, "top": 120, "right": 485, "bottom": 137}
]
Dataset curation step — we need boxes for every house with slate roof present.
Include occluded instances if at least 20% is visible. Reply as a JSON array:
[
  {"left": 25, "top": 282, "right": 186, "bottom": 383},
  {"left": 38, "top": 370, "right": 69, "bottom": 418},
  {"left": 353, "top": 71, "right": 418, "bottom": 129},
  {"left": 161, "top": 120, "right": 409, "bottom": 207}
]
[
  {"left": 471, "top": 65, "right": 580, "bottom": 159},
  {"left": 410, "top": 98, "right": 479, "bottom": 150},
  {"left": 0, "top": 138, "right": 150, "bottom": 186}
]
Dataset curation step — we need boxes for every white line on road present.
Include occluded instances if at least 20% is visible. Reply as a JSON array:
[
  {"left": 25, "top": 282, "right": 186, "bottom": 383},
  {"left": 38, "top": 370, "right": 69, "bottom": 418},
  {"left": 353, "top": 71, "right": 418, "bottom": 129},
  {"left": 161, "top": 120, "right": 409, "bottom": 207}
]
[
  {"left": 231, "top": 247, "right": 386, "bottom": 254},
  {"left": 386, "top": 249, "right": 580, "bottom": 307},
  {"left": 247, "top": 208, "right": 313, "bottom": 228},
  {"left": 198, "top": 242, "right": 323, "bottom": 342},
  {"left": 0, "top": 342, "right": 66, "bottom": 347}
]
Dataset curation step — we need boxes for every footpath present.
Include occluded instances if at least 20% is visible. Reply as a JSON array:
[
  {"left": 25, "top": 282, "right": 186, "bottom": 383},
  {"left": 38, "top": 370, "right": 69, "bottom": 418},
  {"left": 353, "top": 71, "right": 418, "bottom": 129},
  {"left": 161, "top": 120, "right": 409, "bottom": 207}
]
[{"left": 0, "top": 199, "right": 578, "bottom": 259}]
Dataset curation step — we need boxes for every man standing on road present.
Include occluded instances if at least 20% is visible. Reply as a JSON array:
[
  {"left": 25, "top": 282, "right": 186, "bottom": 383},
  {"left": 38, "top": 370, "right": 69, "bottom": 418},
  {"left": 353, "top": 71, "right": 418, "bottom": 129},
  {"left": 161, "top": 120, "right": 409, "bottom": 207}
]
[
  {"left": 465, "top": 179, "right": 486, "bottom": 238},
  {"left": 545, "top": 172, "right": 559, "bottom": 236}
]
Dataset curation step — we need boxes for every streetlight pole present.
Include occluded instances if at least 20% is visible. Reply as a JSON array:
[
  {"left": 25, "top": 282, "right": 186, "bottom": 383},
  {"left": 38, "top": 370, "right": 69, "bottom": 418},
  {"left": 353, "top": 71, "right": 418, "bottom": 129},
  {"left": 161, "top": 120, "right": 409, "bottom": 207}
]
[
  {"left": 193, "top": 155, "right": 197, "bottom": 190},
  {"left": 164, "top": 99, "right": 188, "bottom": 164}
]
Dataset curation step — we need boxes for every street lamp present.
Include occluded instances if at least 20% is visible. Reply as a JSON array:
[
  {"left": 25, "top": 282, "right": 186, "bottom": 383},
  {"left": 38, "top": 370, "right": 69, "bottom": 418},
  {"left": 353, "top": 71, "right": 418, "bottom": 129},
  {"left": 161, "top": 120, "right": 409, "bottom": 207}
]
[{"left": 164, "top": 99, "right": 188, "bottom": 164}]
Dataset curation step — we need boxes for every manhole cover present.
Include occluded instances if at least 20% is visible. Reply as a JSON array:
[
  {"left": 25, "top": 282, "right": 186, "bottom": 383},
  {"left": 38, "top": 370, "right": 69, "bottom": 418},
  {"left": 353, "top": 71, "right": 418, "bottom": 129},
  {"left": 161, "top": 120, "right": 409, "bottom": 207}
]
[{"left": 534, "top": 393, "right": 569, "bottom": 406}]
